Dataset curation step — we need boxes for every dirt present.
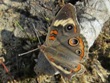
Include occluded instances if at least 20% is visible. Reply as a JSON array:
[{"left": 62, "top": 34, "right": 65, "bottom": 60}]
[{"left": 0, "top": 0, "right": 110, "bottom": 83}]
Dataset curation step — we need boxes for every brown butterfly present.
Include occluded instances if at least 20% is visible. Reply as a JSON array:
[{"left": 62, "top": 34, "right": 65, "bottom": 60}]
[{"left": 36, "top": 3, "right": 88, "bottom": 79}]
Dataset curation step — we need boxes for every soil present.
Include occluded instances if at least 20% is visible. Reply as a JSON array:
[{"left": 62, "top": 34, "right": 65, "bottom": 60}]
[{"left": 0, "top": 0, "right": 110, "bottom": 83}]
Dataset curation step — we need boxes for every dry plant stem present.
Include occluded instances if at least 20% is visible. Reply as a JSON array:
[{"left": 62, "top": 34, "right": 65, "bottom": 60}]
[
  {"left": 61, "top": 76, "right": 67, "bottom": 83},
  {"left": 1, "top": 62, "right": 9, "bottom": 73},
  {"left": 32, "top": 23, "right": 42, "bottom": 45},
  {"left": 0, "top": 59, "right": 15, "bottom": 83},
  {"left": 41, "top": 4, "right": 52, "bottom": 11},
  {"left": 18, "top": 48, "right": 39, "bottom": 56}
]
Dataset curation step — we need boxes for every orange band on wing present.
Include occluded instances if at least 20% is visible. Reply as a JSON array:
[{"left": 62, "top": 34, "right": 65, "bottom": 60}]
[
  {"left": 73, "top": 24, "right": 77, "bottom": 33},
  {"left": 49, "top": 36, "right": 55, "bottom": 40},
  {"left": 49, "top": 30, "right": 58, "bottom": 40},
  {"left": 73, "top": 64, "right": 81, "bottom": 72},
  {"left": 77, "top": 37, "right": 84, "bottom": 60},
  {"left": 50, "top": 30, "right": 58, "bottom": 35},
  {"left": 71, "top": 21, "right": 77, "bottom": 33},
  {"left": 47, "top": 55, "right": 55, "bottom": 62}
]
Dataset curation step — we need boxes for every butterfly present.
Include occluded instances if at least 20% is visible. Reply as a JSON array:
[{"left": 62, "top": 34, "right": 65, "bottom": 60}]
[{"left": 35, "top": 3, "right": 88, "bottom": 79}]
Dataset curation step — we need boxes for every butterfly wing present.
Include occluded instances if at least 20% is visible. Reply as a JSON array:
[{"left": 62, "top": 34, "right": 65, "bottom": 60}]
[
  {"left": 46, "top": 3, "right": 80, "bottom": 46},
  {"left": 34, "top": 52, "right": 56, "bottom": 75},
  {"left": 43, "top": 41, "right": 87, "bottom": 78}
]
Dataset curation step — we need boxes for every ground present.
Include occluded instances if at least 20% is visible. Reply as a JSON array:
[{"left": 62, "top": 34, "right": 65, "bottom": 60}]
[{"left": 0, "top": 0, "right": 110, "bottom": 83}]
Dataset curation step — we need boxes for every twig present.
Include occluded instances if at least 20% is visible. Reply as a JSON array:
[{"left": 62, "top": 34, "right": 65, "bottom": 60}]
[{"left": 0, "top": 58, "right": 15, "bottom": 83}]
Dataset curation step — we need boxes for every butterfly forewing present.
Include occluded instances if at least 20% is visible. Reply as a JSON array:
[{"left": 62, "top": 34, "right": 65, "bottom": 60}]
[{"left": 46, "top": 3, "right": 80, "bottom": 47}]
